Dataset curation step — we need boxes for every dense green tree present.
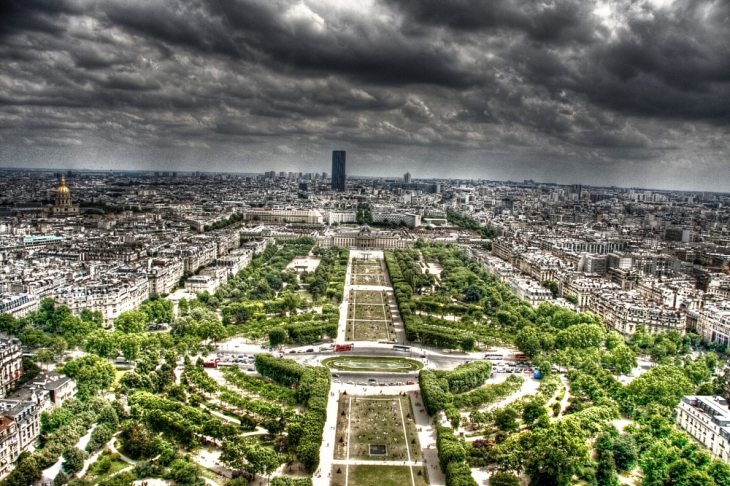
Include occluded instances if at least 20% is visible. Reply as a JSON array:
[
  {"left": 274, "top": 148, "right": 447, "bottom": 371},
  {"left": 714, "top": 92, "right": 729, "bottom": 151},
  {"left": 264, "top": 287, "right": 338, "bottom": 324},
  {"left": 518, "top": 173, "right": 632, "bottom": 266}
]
[
  {"left": 494, "top": 407, "right": 519, "bottom": 433},
  {"left": 609, "top": 344, "right": 638, "bottom": 375},
  {"left": 489, "top": 473, "right": 520, "bottom": 486},
  {"left": 626, "top": 365, "right": 695, "bottom": 408},
  {"left": 114, "top": 310, "right": 149, "bottom": 334},
  {"left": 62, "top": 448, "right": 88, "bottom": 474},
  {"left": 54, "top": 470, "right": 69, "bottom": 486},
  {"left": 596, "top": 450, "right": 619, "bottom": 486},
  {"left": 268, "top": 328, "right": 288, "bottom": 346},
  {"left": 522, "top": 400, "right": 548, "bottom": 425},
  {"left": 611, "top": 434, "right": 638, "bottom": 472},
  {"left": 62, "top": 355, "right": 116, "bottom": 399},
  {"left": 515, "top": 326, "right": 542, "bottom": 358},
  {"left": 59, "top": 315, "right": 98, "bottom": 348},
  {"left": 84, "top": 329, "right": 120, "bottom": 358},
  {"left": 464, "top": 285, "right": 486, "bottom": 302},
  {"left": 605, "top": 331, "right": 624, "bottom": 351},
  {"left": 0, "top": 314, "right": 23, "bottom": 334},
  {"left": 169, "top": 458, "right": 205, "bottom": 486}
]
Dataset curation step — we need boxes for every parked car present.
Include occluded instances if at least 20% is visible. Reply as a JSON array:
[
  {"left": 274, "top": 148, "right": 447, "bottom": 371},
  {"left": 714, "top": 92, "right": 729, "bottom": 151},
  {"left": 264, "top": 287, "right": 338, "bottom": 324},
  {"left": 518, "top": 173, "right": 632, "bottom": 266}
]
[
  {"left": 332, "top": 373, "right": 340, "bottom": 378},
  {"left": 306, "top": 348, "right": 314, "bottom": 353},
  {"left": 347, "top": 381, "right": 355, "bottom": 385},
  {"left": 406, "top": 381, "right": 415, "bottom": 385},
  {"left": 368, "top": 378, "right": 377, "bottom": 382},
  {"left": 358, "top": 382, "right": 367, "bottom": 386},
  {"left": 288, "top": 350, "right": 297, "bottom": 354}
]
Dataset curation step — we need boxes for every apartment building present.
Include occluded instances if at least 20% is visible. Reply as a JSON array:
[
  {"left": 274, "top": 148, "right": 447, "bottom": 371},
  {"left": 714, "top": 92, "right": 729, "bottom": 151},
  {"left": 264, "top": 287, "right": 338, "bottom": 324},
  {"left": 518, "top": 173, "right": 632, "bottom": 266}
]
[
  {"left": 243, "top": 208, "right": 324, "bottom": 224},
  {"left": 697, "top": 304, "right": 730, "bottom": 346},
  {"left": 677, "top": 396, "right": 730, "bottom": 463},
  {"left": 587, "top": 289, "right": 685, "bottom": 337},
  {"left": 54, "top": 275, "right": 150, "bottom": 324},
  {"left": 0, "top": 417, "right": 18, "bottom": 478},
  {"left": 147, "top": 258, "right": 184, "bottom": 295},
  {"left": 0, "top": 340, "right": 22, "bottom": 399},
  {"left": 0, "top": 293, "right": 39, "bottom": 318},
  {"left": 561, "top": 277, "right": 620, "bottom": 311}
]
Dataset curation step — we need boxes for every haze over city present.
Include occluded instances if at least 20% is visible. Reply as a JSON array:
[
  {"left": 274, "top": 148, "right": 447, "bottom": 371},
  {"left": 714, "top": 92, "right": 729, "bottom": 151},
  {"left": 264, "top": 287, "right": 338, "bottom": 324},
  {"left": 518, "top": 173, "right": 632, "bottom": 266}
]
[{"left": 1, "top": 0, "right": 729, "bottom": 190}]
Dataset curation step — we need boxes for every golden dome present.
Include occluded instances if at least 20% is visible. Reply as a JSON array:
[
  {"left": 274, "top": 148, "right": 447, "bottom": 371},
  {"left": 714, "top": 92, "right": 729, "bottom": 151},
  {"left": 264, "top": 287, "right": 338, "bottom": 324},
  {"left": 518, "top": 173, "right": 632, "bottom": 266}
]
[{"left": 57, "top": 176, "right": 70, "bottom": 194}]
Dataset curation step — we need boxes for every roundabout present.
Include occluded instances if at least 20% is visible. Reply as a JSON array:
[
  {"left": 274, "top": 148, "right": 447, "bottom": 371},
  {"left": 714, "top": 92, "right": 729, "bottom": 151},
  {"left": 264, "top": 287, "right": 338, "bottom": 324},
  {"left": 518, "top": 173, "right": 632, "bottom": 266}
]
[{"left": 322, "top": 356, "right": 424, "bottom": 373}]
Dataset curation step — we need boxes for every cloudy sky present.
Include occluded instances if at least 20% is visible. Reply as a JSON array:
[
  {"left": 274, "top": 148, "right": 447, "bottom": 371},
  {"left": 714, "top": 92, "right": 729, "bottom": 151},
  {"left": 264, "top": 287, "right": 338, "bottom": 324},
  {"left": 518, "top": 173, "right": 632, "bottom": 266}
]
[{"left": 0, "top": 0, "right": 729, "bottom": 190}]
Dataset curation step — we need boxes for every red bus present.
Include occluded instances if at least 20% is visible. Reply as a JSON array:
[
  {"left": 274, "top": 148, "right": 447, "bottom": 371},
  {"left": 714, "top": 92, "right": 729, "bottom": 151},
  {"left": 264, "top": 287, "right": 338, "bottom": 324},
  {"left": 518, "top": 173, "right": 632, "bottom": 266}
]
[
  {"left": 336, "top": 343, "right": 354, "bottom": 352},
  {"left": 204, "top": 361, "right": 218, "bottom": 368},
  {"left": 513, "top": 353, "right": 530, "bottom": 362}
]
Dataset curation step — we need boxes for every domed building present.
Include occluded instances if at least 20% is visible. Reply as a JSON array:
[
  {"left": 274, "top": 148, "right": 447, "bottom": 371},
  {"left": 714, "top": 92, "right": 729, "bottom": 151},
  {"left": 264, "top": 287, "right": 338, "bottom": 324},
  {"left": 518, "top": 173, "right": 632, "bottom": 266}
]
[{"left": 51, "top": 176, "right": 79, "bottom": 216}]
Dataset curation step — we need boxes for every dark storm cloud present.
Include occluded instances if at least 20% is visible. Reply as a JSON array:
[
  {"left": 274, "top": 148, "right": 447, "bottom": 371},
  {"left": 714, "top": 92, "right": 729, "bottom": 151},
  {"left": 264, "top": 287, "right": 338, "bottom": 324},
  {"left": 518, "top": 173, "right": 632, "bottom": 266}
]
[
  {"left": 0, "top": 0, "right": 729, "bottom": 189},
  {"left": 384, "top": 0, "right": 599, "bottom": 44}
]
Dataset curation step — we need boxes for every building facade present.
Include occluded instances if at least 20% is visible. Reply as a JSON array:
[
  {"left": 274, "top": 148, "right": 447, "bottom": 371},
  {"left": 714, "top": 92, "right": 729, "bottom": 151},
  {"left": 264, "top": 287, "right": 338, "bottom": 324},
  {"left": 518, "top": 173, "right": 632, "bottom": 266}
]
[
  {"left": 677, "top": 396, "right": 730, "bottom": 463},
  {"left": 50, "top": 177, "right": 79, "bottom": 216}
]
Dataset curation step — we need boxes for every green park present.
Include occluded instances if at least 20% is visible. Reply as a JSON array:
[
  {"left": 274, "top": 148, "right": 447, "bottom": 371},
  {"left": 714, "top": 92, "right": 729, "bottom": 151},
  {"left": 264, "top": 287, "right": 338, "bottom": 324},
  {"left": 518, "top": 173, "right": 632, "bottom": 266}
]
[{"left": 322, "top": 356, "right": 424, "bottom": 373}]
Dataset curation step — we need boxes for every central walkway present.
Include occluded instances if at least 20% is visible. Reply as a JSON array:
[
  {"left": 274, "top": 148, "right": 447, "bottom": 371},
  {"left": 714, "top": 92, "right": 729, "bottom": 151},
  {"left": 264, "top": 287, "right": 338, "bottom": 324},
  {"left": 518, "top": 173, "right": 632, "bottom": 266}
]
[
  {"left": 316, "top": 249, "right": 445, "bottom": 486},
  {"left": 337, "top": 249, "right": 407, "bottom": 345}
]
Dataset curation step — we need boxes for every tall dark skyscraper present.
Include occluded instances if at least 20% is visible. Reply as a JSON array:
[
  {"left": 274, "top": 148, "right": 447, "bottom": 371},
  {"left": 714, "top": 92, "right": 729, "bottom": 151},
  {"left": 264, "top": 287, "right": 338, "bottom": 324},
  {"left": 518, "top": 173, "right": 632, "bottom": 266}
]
[{"left": 331, "top": 150, "right": 346, "bottom": 191}]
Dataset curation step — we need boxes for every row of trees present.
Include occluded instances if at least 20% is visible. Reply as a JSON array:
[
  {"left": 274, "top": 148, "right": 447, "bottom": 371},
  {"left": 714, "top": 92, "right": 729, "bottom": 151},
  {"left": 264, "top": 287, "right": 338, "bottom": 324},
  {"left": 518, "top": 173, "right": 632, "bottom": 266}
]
[
  {"left": 420, "top": 361, "right": 494, "bottom": 427},
  {"left": 253, "top": 354, "right": 331, "bottom": 472},
  {"left": 203, "top": 211, "right": 243, "bottom": 232},
  {"left": 446, "top": 210, "right": 497, "bottom": 239}
]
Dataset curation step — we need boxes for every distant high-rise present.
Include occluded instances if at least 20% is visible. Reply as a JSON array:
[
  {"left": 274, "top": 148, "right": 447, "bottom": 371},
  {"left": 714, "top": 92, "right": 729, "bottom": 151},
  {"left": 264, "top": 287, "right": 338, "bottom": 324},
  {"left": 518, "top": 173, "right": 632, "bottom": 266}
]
[
  {"left": 332, "top": 151, "right": 346, "bottom": 191},
  {"left": 404, "top": 172, "right": 412, "bottom": 183}
]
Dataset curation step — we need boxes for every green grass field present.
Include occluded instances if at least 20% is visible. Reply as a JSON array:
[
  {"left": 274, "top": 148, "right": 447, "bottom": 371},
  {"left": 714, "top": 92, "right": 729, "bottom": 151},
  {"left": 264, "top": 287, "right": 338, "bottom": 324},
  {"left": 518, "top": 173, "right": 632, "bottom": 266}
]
[
  {"left": 350, "top": 290, "right": 386, "bottom": 305},
  {"left": 334, "top": 395, "right": 422, "bottom": 462},
  {"left": 331, "top": 465, "right": 429, "bottom": 486},
  {"left": 347, "top": 290, "right": 394, "bottom": 340},
  {"left": 351, "top": 259, "right": 386, "bottom": 285},
  {"left": 322, "top": 356, "right": 423, "bottom": 372},
  {"left": 85, "top": 452, "right": 131, "bottom": 483}
]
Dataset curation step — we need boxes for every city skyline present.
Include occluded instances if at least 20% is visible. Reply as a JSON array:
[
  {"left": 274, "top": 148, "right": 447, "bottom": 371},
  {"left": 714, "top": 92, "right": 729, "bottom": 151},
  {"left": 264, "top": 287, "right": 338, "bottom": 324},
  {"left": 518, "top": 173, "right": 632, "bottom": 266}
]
[{"left": 1, "top": 1, "right": 729, "bottom": 191}]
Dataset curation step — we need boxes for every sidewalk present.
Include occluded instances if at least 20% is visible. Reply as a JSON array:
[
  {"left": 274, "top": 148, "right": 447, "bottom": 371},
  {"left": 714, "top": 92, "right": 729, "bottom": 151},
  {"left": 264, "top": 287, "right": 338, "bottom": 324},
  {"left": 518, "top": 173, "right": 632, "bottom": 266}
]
[
  {"left": 313, "top": 387, "right": 342, "bottom": 486},
  {"left": 409, "top": 389, "right": 445, "bottom": 486}
]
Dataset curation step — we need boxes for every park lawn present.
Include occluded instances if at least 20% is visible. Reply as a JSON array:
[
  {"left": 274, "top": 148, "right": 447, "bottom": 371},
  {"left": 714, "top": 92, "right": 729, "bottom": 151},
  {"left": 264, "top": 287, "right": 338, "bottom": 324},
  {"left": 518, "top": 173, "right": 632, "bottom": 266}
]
[
  {"left": 323, "top": 356, "right": 423, "bottom": 372},
  {"left": 351, "top": 290, "right": 386, "bottom": 305},
  {"left": 86, "top": 454, "right": 131, "bottom": 483},
  {"left": 331, "top": 465, "right": 429, "bottom": 486},
  {"left": 353, "top": 304, "right": 387, "bottom": 321},
  {"left": 347, "top": 318, "right": 392, "bottom": 341},
  {"left": 352, "top": 274, "right": 385, "bottom": 285},
  {"left": 198, "top": 466, "right": 225, "bottom": 485},
  {"left": 334, "top": 395, "right": 421, "bottom": 462},
  {"left": 114, "top": 369, "right": 129, "bottom": 383}
]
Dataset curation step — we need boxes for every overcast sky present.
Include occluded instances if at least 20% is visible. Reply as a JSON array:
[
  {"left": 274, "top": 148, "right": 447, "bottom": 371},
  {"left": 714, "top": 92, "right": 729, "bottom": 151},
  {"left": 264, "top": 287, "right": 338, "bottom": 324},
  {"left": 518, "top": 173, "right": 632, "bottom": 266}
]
[{"left": 0, "top": 0, "right": 728, "bottom": 190}]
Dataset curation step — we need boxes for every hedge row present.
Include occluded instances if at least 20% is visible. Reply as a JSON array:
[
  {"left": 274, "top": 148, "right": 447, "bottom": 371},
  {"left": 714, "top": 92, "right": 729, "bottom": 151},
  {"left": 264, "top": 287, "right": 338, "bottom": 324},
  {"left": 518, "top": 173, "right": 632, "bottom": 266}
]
[
  {"left": 256, "top": 355, "right": 331, "bottom": 473},
  {"left": 420, "top": 370, "right": 454, "bottom": 416},
  {"left": 421, "top": 361, "right": 495, "bottom": 415},
  {"left": 255, "top": 353, "right": 305, "bottom": 387},
  {"left": 285, "top": 322, "right": 338, "bottom": 344},
  {"left": 385, "top": 251, "right": 469, "bottom": 349},
  {"left": 435, "top": 361, "right": 493, "bottom": 394},
  {"left": 289, "top": 366, "right": 331, "bottom": 473},
  {"left": 271, "top": 478, "right": 314, "bottom": 486},
  {"left": 452, "top": 375, "right": 524, "bottom": 409},
  {"left": 437, "top": 425, "right": 478, "bottom": 486}
]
